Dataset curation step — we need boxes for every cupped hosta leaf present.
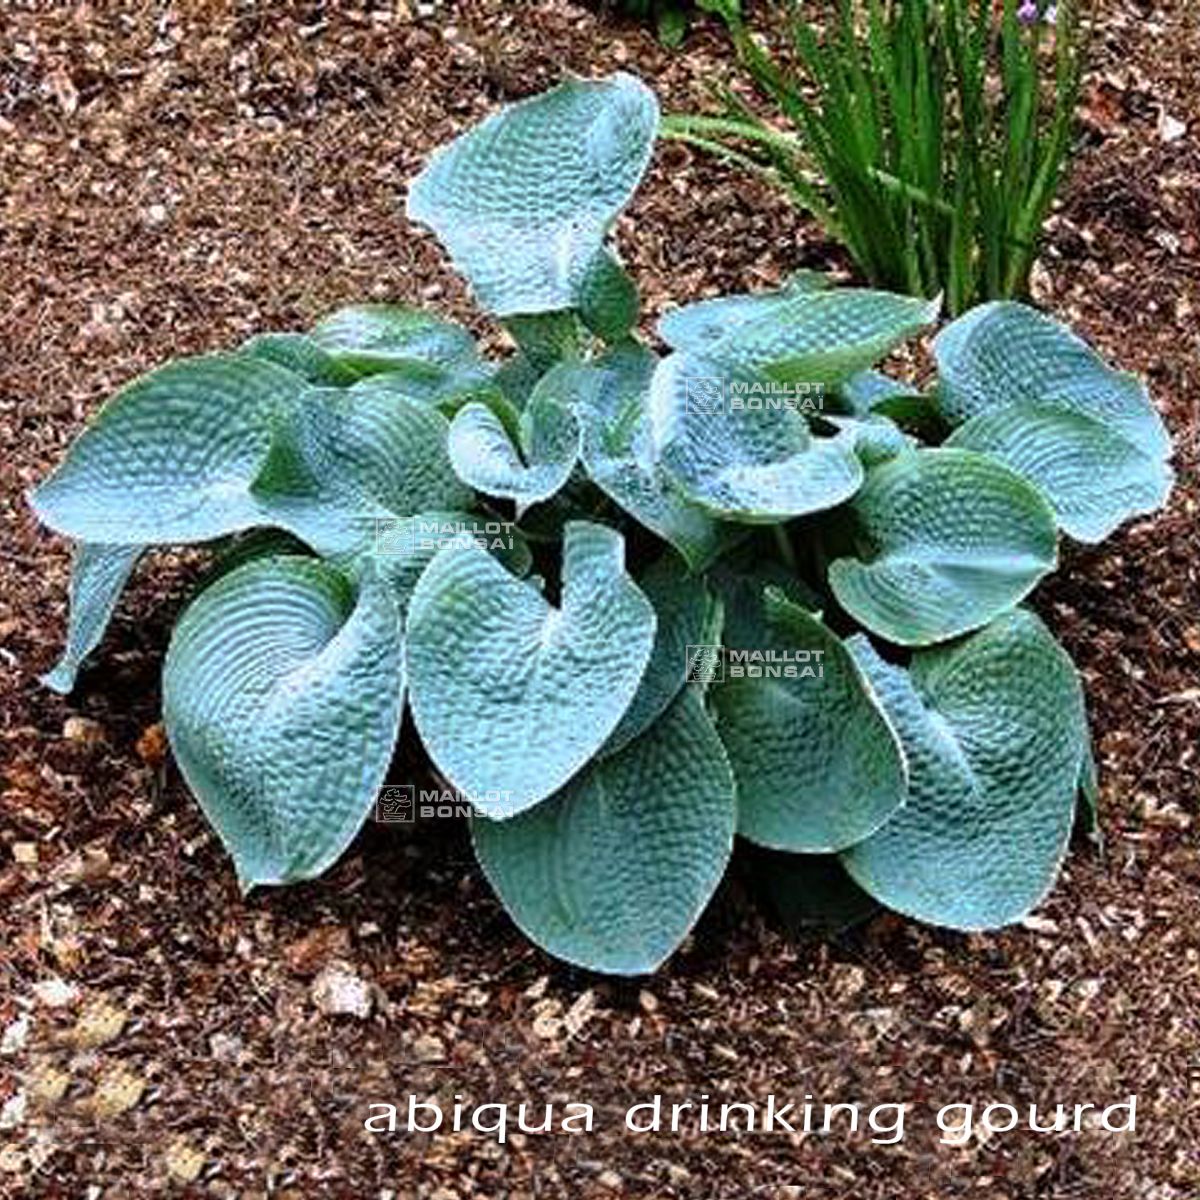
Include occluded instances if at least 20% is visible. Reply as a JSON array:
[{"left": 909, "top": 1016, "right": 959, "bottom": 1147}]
[
  {"left": 832, "top": 413, "right": 910, "bottom": 467},
  {"left": 345, "top": 360, "right": 497, "bottom": 413},
  {"left": 406, "top": 74, "right": 659, "bottom": 316},
  {"left": 447, "top": 366, "right": 585, "bottom": 513},
  {"left": 827, "top": 448, "right": 1058, "bottom": 645},
  {"left": 578, "top": 249, "right": 640, "bottom": 342},
  {"left": 946, "top": 404, "right": 1173, "bottom": 544},
  {"left": 471, "top": 688, "right": 735, "bottom": 974},
  {"left": 602, "top": 551, "right": 722, "bottom": 756},
  {"left": 650, "top": 352, "right": 865, "bottom": 522},
  {"left": 163, "top": 556, "right": 405, "bottom": 888},
  {"left": 707, "top": 555, "right": 822, "bottom": 649},
  {"left": 840, "top": 610, "right": 1088, "bottom": 929},
  {"left": 933, "top": 302, "right": 1171, "bottom": 452},
  {"left": 836, "top": 369, "right": 920, "bottom": 415},
  {"left": 42, "top": 543, "right": 141, "bottom": 694},
  {"left": 258, "top": 385, "right": 472, "bottom": 556},
  {"left": 240, "top": 333, "right": 360, "bottom": 386},
  {"left": 310, "top": 304, "right": 480, "bottom": 377},
  {"left": 406, "top": 521, "right": 656, "bottom": 816},
  {"left": 504, "top": 312, "right": 585, "bottom": 375},
  {"left": 661, "top": 287, "right": 939, "bottom": 384},
  {"left": 711, "top": 590, "right": 906, "bottom": 852},
  {"left": 31, "top": 355, "right": 301, "bottom": 545},
  {"left": 934, "top": 302, "right": 1173, "bottom": 542},
  {"left": 369, "top": 511, "right": 532, "bottom": 611},
  {"left": 576, "top": 346, "right": 731, "bottom": 568},
  {"left": 657, "top": 271, "right": 830, "bottom": 352}
]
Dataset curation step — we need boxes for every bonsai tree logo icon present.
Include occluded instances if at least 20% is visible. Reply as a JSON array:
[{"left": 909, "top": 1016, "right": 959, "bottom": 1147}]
[{"left": 685, "top": 376, "right": 724, "bottom": 415}]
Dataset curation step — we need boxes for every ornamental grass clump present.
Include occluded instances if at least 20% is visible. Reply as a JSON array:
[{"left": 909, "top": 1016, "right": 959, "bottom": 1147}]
[
  {"left": 665, "top": 0, "right": 1086, "bottom": 315},
  {"left": 32, "top": 74, "right": 1172, "bottom": 974}
]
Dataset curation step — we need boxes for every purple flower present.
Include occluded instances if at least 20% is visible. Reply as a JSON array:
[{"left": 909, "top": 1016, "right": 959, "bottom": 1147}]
[{"left": 1017, "top": 0, "right": 1039, "bottom": 23}]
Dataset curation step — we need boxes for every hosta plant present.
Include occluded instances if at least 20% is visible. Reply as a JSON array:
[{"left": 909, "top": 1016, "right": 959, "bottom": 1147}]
[{"left": 32, "top": 73, "right": 1173, "bottom": 975}]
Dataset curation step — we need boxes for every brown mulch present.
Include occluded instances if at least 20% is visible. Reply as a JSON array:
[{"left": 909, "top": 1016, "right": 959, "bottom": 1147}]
[{"left": 1, "top": 2, "right": 1198, "bottom": 1197}]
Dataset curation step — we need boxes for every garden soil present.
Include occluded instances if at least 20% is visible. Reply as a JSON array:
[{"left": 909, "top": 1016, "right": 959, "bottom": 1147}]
[{"left": 1, "top": 2, "right": 1197, "bottom": 1196}]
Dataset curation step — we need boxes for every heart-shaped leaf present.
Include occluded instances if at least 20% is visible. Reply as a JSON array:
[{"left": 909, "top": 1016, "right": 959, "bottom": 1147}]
[
  {"left": 935, "top": 303, "right": 1173, "bottom": 542},
  {"left": 369, "top": 511, "right": 531, "bottom": 611},
  {"left": 406, "top": 74, "right": 659, "bottom": 316},
  {"left": 601, "top": 551, "right": 722, "bottom": 756},
  {"left": 661, "top": 286, "right": 939, "bottom": 384},
  {"left": 658, "top": 271, "right": 830, "bottom": 353},
  {"left": 310, "top": 305, "right": 480, "bottom": 377},
  {"left": 947, "top": 404, "right": 1173, "bottom": 544},
  {"left": 240, "top": 333, "right": 360, "bottom": 386},
  {"left": 447, "top": 365, "right": 585, "bottom": 513},
  {"left": 576, "top": 346, "right": 732, "bottom": 568},
  {"left": 840, "top": 610, "right": 1088, "bottom": 929},
  {"left": 650, "top": 352, "right": 865, "bottom": 522},
  {"left": 710, "top": 590, "right": 907, "bottom": 852},
  {"left": 406, "top": 521, "right": 656, "bottom": 816},
  {"left": 827, "top": 448, "right": 1058, "bottom": 645},
  {"left": 163, "top": 556, "right": 405, "bottom": 888},
  {"left": 31, "top": 355, "right": 301, "bottom": 545},
  {"left": 256, "top": 385, "right": 473, "bottom": 557},
  {"left": 471, "top": 688, "right": 735, "bottom": 974},
  {"left": 42, "top": 543, "right": 141, "bottom": 694}
]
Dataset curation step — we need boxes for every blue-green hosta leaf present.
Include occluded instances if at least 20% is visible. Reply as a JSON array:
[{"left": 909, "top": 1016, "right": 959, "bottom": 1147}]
[
  {"left": 406, "top": 74, "right": 659, "bottom": 317},
  {"left": 657, "top": 272, "right": 830, "bottom": 353},
  {"left": 650, "top": 353, "right": 865, "bottom": 522},
  {"left": 259, "top": 386, "right": 472, "bottom": 557},
  {"left": 31, "top": 356, "right": 302, "bottom": 545},
  {"left": 471, "top": 688, "right": 735, "bottom": 974},
  {"left": 578, "top": 249, "right": 640, "bottom": 343},
  {"left": 831, "top": 413, "right": 910, "bottom": 466},
  {"left": 447, "top": 365, "right": 585, "bottom": 513},
  {"left": 240, "top": 333, "right": 360, "bottom": 386},
  {"left": 836, "top": 369, "right": 918, "bottom": 415},
  {"left": 946, "top": 403, "right": 1173, "bottom": 544},
  {"left": 364, "top": 510, "right": 531, "bottom": 611},
  {"left": 661, "top": 287, "right": 939, "bottom": 384},
  {"left": 504, "top": 312, "right": 584, "bottom": 374},
  {"left": 576, "top": 347, "right": 730, "bottom": 568},
  {"left": 935, "top": 302, "right": 1172, "bottom": 542},
  {"left": 345, "top": 360, "right": 497, "bottom": 411},
  {"left": 707, "top": 556, "right": 822, "bottom": 649},
  {"left": 933, "top": 302, "right": 1170, "bottom": 451},
  {"left": 602, "top": 551, "right": 722, "bottom": 756},
  {"left": 841, "top": 610, "right": 1088, "bottom": 929},
  {"left": 828, "top": 448, "right": 1058, "bottom": 646},
  {"left": 163, "top": 557, "right": 405, "bottom": 888},
  {"left": 493, "top": 354, "right": 543, "bottom": 410},
  {"left": 41, "top": 543, "right": 141, "bottom": 694},
  {"left": 711, "top": 591, "right": 906, "bottom": 852},
  {"left": 407, "top": 522, "right": 656, "bottom": 816},
  {"left": 310, "top": 304, "right": 480, "bottom": 377}
]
